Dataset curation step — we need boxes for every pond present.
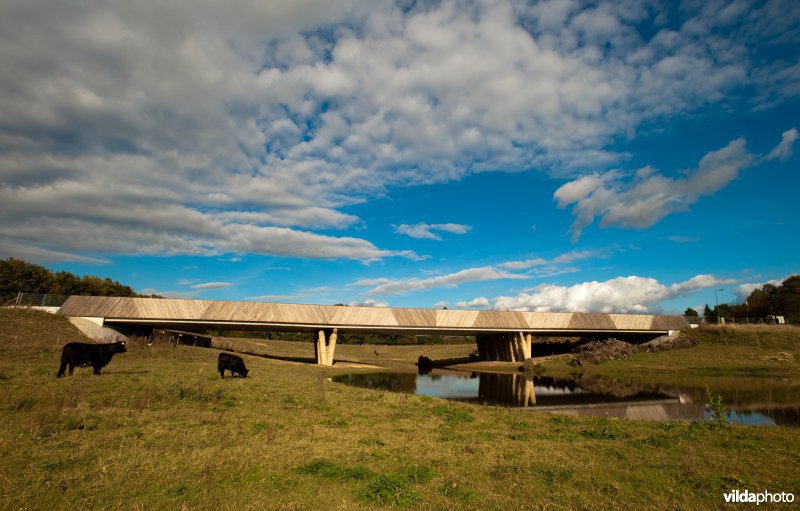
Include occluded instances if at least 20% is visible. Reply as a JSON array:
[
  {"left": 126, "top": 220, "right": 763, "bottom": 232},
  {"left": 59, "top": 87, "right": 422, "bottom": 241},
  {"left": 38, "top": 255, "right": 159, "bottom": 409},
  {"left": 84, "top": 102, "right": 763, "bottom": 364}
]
[{"left": 332, "top": 370, "right": 800, "bottom": 426}]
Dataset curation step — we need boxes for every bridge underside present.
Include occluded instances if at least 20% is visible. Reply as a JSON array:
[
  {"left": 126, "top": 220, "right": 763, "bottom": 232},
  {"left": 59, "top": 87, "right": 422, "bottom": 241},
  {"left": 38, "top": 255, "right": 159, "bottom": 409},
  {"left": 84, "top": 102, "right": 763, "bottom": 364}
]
[{"left": 58, "top": 296, "right": 687, "bottom": 366}]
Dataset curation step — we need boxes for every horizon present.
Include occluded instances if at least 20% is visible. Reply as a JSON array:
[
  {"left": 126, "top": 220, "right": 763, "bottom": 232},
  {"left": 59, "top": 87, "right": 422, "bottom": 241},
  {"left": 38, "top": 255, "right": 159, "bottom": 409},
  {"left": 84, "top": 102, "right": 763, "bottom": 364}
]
[{"left": 1, "top": 1, "right": 798, "bottom": 315}]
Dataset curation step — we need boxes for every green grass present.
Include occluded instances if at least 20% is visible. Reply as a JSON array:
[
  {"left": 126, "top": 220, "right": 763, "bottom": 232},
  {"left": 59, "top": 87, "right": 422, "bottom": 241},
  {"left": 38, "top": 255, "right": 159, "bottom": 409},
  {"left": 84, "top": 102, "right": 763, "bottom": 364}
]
[{"left": 0, "top": 309, "right": 799, "bottom": 510}]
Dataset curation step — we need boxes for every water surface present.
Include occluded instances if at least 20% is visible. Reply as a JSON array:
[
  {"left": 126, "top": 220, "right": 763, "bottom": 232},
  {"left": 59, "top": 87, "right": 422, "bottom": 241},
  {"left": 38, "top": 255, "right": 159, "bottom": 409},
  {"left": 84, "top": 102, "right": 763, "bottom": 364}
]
[{"left": 333, "top": 370, "right": 800, "bottom": 426}]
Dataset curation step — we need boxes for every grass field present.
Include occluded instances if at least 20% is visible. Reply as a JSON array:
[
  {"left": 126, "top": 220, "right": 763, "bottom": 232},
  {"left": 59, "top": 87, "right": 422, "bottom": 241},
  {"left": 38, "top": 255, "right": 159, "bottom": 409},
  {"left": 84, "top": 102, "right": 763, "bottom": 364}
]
[{"left": 1, "top": 309, "right": 798, "bottom": 510}]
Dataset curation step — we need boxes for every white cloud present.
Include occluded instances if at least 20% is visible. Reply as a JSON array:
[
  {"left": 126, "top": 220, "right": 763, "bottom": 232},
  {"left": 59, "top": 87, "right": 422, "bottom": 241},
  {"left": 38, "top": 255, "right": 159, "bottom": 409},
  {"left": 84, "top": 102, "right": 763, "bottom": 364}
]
[
  {"left": 394, "top": 223, "right": 472, "bottom": 240},
  {"left": 248, "top": 294, "right": 302, "bottom": 302},
  {"left": 190, "top": 282, "right": 232, "bottom": 290},
  {"left": 358, "top": 266, "right": 529, "bottom": 296},
  {"left": 456, "top": 296, "right": 489, "bottom": 308},
  {"left": 734, "top": 278, "right": 785, "bottom": 300},
  {"left": 433, "top": 300, "right": 448, "bottom": 308},
  {"left": 494, "top": 274, "right": 737, "bottom": 313},
  {"left": 349, "top": 298, "right": 389, "bottom": 307},
  {"left": 765, "top": 128, "right": 799, "bottom": 161},
  {"left": 554, "top": 131, "right": 797, "bottom": 240},
  {"left": 0, "top": 1, "right": 796, "bottom": 261},
  {"left": 499, "top": 249, "right": 600, "bottom": 270},
  {"left": 667, "top": 236, "right": 700, "bottom": 243}
]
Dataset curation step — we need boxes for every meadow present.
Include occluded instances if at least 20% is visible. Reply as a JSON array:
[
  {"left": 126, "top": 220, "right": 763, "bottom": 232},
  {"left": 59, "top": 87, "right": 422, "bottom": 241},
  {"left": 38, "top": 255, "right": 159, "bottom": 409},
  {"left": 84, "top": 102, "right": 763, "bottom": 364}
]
[{"left": 0, "top": 308, "right": 798, "bottom": 510}]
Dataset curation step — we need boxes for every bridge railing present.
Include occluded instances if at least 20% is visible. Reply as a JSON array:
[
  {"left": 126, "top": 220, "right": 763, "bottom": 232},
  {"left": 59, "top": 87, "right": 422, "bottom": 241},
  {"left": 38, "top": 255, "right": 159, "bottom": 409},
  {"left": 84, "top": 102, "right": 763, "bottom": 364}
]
[{"left": 13, "top": 293, "right": 71, "bottom": 308}]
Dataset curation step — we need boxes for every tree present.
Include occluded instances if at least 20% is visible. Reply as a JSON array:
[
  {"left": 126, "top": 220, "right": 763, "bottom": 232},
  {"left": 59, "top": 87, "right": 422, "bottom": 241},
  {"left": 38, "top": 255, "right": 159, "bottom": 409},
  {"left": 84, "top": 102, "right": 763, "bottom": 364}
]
[
  {"left": 703, "top": 304, "right": 713, "bottom": 323},
  {"left": 684, "top": 307, "right": 699, "bottom": 317},
  {"left": 0, "top": 257, "right": 142, "bottom": 300},
  {"left": 775, "top": 276, "right": 800, "bottom": 324},
  {"left": 0, "top": 258, "right": 53, "bottom": 301},
  {"left": 746, "top": 284, "right": 778, "bottom": 318}
]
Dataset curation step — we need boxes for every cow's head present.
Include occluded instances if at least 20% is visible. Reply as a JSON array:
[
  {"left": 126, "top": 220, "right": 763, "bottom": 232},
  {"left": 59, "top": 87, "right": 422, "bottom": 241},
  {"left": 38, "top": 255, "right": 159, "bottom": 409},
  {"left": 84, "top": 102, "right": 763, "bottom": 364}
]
[
  {"left": 241, "top": 368, "right": 249, "bottom": 378},
  {"left": 116, "top": 341, "right": 127, "bottom": 353}
]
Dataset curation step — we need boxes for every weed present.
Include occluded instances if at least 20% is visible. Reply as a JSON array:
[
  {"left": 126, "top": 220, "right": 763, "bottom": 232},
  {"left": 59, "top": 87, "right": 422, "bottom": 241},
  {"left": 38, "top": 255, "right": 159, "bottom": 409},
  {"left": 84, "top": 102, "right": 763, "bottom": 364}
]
[
  {"left": 250, "top": 420, "right": 268, "bottom": 433},
  {"left": 581, "top": 421, "right": 630, "bottom": 440},
  {"left": 13, "top": 396, "right": 38, "bottom": 410},
  {"left": 530, "top": 464, "right": 574, "bottom": 485},
  {"left": 440, "top": 481, "right": 476, "bottom": 503},
  {"left": 431, "top": 404, "right": 474, "bottom": 425},
  {"left": 640, "top": 435, "right": 671, "bottom": 448},
  {"left": 705, "top": 386, "right": 729, "bottom": 428},
  {"left": 357, "top": 436, "right": 385, "bottom": 447},
  {"left": 294, "top": 460, "right": 373, "bottom": 481},
  {"left": 318, "top": 417, "right": 349, "bottom": 428},
  {"left": 360, "top": 472, "right": 420, "bottom": 506}
]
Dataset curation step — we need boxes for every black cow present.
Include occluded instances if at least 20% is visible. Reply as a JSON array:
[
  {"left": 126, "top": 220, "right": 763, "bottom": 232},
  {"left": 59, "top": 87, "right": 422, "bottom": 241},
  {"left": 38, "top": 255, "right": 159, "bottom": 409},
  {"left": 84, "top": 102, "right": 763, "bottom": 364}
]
[
  {"left": 56, "top": 341, "right": 127, "bottom": 378},
  {"left": 218, "top": 352, "right": 249, "bottom": 378}
]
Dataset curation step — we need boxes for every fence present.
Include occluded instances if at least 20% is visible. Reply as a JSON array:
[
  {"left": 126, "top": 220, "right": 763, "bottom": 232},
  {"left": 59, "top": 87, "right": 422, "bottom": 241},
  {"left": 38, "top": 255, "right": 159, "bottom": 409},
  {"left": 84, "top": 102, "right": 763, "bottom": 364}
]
[{"left": 13, "top": 293, "right": 71, "bottom": 307}]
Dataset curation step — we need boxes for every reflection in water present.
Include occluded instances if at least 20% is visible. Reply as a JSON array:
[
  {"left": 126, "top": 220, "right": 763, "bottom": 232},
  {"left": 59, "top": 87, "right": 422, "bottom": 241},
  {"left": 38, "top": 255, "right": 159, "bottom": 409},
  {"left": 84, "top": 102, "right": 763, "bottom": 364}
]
[{"left": 332, "top": 371, "right": 800, "bottom": 426}]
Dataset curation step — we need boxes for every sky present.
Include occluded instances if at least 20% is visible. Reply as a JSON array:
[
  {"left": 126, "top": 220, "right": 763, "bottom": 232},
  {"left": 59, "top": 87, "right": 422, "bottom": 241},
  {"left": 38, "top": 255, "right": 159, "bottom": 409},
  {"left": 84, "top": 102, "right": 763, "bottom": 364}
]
[{"left": 1, "top": 0, "right": 798, "bottom": 314}]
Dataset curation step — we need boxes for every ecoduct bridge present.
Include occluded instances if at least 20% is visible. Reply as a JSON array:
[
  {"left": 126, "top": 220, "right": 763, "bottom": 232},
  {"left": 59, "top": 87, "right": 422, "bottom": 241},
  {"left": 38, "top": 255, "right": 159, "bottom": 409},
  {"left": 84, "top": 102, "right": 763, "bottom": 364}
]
[{"left": 58, "top": 296, "right": 688, "bottom": 366}]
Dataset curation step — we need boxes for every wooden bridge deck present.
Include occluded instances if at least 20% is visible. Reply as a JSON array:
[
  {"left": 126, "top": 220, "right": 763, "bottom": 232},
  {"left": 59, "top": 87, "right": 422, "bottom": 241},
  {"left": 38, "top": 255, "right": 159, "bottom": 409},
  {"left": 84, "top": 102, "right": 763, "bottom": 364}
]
[{"left": 57, "top": 296, "right": 687, "bottom": 336}]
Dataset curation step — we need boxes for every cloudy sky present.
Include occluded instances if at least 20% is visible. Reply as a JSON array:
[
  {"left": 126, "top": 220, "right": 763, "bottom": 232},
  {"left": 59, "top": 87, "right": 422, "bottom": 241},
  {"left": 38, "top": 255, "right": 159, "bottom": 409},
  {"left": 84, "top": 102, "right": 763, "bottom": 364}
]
[{"left": 1, "top": 0, "right": 798, "bottom": 313}]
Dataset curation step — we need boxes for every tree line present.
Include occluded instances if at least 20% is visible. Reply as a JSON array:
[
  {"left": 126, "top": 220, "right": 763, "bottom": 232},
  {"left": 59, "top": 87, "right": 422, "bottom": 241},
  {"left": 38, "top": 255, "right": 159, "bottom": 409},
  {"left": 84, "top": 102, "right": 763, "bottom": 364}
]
[
  {"left": 0, "top": 257, "right": 158, "bottom": 302},
  {"left": 684, "top": 275, "right": 800, "bottom": 324}
]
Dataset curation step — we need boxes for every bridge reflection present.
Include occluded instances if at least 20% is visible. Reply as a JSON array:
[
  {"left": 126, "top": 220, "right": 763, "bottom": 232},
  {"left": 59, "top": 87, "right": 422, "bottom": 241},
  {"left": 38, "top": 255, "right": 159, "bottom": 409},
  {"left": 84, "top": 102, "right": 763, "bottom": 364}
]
[{"left": 332, "top": 371, "right": 800, "bottom": 426}]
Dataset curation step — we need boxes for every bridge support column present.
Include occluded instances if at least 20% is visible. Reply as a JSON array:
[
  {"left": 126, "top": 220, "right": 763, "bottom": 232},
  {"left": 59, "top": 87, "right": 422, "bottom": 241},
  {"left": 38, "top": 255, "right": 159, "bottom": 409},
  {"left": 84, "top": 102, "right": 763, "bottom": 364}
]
[
  {"left": 314, "top": 328, "right": 338, "bottom": 366},
  {"left": 476, "top": 333, "right": 532, "bottom": 362}
]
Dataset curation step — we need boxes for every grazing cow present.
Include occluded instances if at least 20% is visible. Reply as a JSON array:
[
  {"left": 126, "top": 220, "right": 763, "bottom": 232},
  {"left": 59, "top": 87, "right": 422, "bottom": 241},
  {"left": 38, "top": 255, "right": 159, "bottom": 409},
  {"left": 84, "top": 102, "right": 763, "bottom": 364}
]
[
  {"left": 218, "top": 352, "right": 249, "bottom": 378},
  {"left": 56, "top": 341, "right": 127, "bottom": 378}
]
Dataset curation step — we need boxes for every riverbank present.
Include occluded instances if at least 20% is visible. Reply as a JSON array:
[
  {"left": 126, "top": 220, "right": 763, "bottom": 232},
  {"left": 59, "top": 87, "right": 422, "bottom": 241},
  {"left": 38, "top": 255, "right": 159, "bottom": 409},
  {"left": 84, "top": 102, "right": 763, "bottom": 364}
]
[{"left": 1, "top": 309, "right": 798, "bottom": 510}]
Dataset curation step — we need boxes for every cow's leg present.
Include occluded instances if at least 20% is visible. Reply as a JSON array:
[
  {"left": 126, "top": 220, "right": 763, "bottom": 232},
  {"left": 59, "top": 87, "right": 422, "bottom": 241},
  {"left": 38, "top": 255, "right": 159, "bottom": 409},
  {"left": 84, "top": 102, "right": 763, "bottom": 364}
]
[
  {"left": 68, "top": 363, "right": 75, "bottom": 376},
  {"left": 219, "top": 369, "right": 225, "bottom": 379},
  {"left": 56, "top": 360, "right": 67, "bottom": 378},
  {"left": 92, "top": 363, "right": 102, "bottom": 375}
]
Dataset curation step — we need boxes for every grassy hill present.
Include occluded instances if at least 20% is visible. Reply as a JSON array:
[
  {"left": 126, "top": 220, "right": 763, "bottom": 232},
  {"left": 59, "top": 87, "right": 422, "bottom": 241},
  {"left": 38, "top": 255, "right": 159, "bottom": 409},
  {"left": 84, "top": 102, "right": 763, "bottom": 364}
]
[{"left": 0, "top": 308, "right": 798, "bottom": 510}]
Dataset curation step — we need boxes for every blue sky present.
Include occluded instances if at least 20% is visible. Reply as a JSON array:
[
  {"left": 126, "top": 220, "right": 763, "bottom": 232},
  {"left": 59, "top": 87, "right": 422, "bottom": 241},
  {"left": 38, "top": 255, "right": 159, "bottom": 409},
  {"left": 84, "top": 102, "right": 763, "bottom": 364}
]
[{"left": 0, "top": 0, "right": 798, "bottom": 314}]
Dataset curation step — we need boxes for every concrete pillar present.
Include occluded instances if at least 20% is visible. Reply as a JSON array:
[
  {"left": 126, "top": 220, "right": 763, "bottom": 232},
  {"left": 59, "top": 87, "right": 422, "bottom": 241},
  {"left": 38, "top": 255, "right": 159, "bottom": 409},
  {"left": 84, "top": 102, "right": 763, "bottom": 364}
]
[
  {"left": 326, "top": 328, "right": 337, "bottom": 366},
  {"left": 315, "top": 328, "right": 338, "bottom": 366},
  {"left": 523, "top": 333, "right": 532, "bottom": 359}
]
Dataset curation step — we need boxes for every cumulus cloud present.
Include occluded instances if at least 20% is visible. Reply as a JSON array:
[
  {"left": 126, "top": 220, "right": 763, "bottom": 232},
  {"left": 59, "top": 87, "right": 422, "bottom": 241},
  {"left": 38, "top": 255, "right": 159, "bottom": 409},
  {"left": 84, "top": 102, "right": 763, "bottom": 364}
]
[
  {"left": 734, "top": 278, "right": 785, "bottom": 300},
  {"left": 456, "top": 297, "right": 489, "bottom": 308},
  {"left": 555, "top": 131, "right": 797, "bottom": 240},
  {"left": 354, "top": 248, "right": 605, "bottom": 297},
  {"left": 494, "top": 274, "right": 737, "bottom": 313},
  {"left": 349, "top": 298, "right": 390, "bottom": 307},
  {"left": 0, "top": 1, "right": 797, "bottom": 261},
  {"left": 395, "top": 223, "right": 472, "bottom": 240},
  {"left": 357, "top": 266, "right": 529, "bottom": 296}
]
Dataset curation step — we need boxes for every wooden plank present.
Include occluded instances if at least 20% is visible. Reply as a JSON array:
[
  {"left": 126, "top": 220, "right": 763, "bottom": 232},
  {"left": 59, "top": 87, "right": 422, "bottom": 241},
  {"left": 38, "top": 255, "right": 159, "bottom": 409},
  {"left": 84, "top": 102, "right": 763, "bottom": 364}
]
[
  {"left": 473, "top": 310, "right": 527, "bottom": 329},
  {"left": 330, "top": 306, "right": 399, "bottom": 327},
  {"left": 609, "top": 314, "right": 653, "bottom": 330},
  {"left": 568, "top": 313, "right": 617, "bottom": 330},
  {"left": 434, "top": 309, "right": 479, "bottom": 328},
  {"left": 392, "top": 308, "right": 436, "bottom": 327},
  {"left": 520, "top": 312, "right": 573, "bottom": 329}
]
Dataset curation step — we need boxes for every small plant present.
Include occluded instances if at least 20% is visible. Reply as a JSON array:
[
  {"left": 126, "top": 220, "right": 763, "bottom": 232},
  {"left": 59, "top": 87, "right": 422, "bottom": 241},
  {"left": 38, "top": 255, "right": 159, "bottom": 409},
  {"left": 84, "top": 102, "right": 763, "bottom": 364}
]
[
  {"left": 432, "top": 404, "right": 474, "bottom": 425},
  {"left": 294, "top": 460, "right": 373, "bottom": 481},
  {"left": 440, "top": 481, "right": 476, "bottom": 503},
  {"left": 705, "top": 386, "right": 729, "bottom": 427},
  {"left": 581, "top": 421, "right": 630, "bottom": 440}
]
